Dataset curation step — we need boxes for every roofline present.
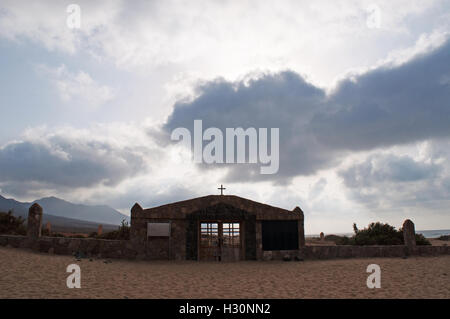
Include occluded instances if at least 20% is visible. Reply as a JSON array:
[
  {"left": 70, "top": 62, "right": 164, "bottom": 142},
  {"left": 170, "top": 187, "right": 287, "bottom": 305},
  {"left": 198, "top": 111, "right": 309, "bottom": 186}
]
[{"left": 140, "top": 194, "right": 294, "bottom": 214}]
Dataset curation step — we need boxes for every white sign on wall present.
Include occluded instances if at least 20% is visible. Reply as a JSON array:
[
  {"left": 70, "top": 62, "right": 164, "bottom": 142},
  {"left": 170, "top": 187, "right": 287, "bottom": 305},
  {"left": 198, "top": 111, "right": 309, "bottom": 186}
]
[{"left": 147, "top": 222, "right": 171, "bottom": 237}]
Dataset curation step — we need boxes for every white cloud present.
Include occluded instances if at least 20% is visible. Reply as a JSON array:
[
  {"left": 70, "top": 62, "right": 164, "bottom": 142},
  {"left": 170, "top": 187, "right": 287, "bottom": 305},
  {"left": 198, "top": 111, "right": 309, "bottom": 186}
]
[
  {"left": 1, "top": 0, "right": 447, "bottom": 86},
  {"left": 37, "top": 64, "right": 115, "bottom": 108},
  {"left": 1, "top": 0, "right": 450, "bottom": 232}
]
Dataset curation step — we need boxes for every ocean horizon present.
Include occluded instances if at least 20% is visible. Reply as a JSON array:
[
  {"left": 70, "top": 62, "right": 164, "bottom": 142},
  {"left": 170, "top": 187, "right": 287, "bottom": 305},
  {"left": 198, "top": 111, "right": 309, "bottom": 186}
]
[{"left": 305, "top": 229, "right": 450, "bottom": 238}]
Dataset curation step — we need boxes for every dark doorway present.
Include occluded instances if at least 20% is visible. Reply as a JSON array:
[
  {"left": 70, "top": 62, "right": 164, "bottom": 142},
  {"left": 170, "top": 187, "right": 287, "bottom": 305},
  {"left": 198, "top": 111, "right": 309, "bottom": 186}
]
[{"left": 262, "top": 220, "right": 299, "bottom": 250}]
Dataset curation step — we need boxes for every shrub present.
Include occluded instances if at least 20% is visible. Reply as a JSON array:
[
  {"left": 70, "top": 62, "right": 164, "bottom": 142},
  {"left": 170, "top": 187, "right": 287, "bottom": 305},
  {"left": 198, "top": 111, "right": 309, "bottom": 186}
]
[
  {"left": 67, "top": 234, "right": 86, "bottom": 238},
  {"left": 415, "top": 233, "right": 431, "bottom": 245},
  {"left": 352, "top": 222, "right": 403, "bottom": 245},
  {"left": 98, "top": 219, "right": 130, "bottom": 240},
  {"left": 437, "top": 235, "right": 450, "bottom": 241},
  {"left": 324, "top": 234, "right": 353, "bottom": 245},
  {"left": 88, "top": 231, "right": 98, "bottom": 238},
  {"left": 51, "top": 233, "right": 66, "bottom": 237},
  {"left": 0, "top": 210, "right": 26, "bottom": 235},
  {"left": 335, "top": 236, "right": 354, "bottom": 245},
  {"left": 349, "top": 222, "right": 430, "bottom": 246}
]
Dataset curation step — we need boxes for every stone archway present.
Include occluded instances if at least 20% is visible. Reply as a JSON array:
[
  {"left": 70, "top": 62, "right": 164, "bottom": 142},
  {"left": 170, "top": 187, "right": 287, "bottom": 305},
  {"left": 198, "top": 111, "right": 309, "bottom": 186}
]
[{"left": 185, "top": 203, "right": 256, "bottom": 261}]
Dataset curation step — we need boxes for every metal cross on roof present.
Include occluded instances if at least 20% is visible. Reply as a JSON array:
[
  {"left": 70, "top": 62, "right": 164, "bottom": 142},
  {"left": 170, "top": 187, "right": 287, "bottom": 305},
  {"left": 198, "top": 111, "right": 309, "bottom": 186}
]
[{"left": 218, "top": 184, "right": 226, "bottom": 195}]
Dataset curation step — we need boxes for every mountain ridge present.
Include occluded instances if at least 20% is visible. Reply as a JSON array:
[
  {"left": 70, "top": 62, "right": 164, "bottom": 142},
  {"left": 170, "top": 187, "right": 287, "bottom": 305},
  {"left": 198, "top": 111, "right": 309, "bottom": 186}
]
[{"left": 0, "top": 194, "right": 129, "bottom": 225}]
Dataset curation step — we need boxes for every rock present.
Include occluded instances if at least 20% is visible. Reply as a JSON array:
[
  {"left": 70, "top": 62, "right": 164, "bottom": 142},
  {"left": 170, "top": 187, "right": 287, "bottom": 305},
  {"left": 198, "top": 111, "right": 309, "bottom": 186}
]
[
  {"left": 294, "top": 256, "right": 304, "bottom": 261},
  {"left": 262, "top": 251, "right": 273, "bottom": 261},
  {"left": 48, "top": 247, "right": 54, "bottom": 254},
  {"left": 283, "top": 254, "right": 291, "bottom": 261},
  {"left": 74, "top": 251, "right": 87, "bottom": 259}
]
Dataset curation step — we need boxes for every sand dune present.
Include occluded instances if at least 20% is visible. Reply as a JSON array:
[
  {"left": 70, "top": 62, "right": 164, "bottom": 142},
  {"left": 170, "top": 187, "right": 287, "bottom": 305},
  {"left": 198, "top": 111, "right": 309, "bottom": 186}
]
[{"left": 0, "top": 246, "right": 448, "bottom": 299}]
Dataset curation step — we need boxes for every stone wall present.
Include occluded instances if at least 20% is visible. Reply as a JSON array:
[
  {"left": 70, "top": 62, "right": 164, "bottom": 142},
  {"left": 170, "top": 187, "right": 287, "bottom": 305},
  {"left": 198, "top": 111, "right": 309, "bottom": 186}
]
[
  {"left": 262, "top": 245, "right": 450, "bottom": 260},
  {"left": 0, "top": 235, "right": 450, "bottom": 260},
  {"left": 0, "top": 234, "right": 138, "bottom": 259},
  {"left": 3, "top": 202, "right": 446, "bottom": 262},
  {"left": 1, "top": 234, "right": 448, "bottom": 260}
]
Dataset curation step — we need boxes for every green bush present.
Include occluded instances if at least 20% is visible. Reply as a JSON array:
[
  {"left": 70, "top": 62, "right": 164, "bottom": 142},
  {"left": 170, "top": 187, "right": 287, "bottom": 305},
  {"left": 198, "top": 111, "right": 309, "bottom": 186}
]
[
  {"left": 415, "top": 233, "right": 431, "bottom": 245},
  {"left": 349, "top": 222, "right": 430, "bottom": 246},
  {"left": 88, "top": 231, "right": 98, "bottom": 238},
  {"left": 335, "top": 236, "right": 354, "bottom": 245},
  {"left": 0, "top": 210, "right": 26, "bottom": 235},
  {"left": 324, "top": 234, "right": 353, "bottom": 245},
  {"left": 97, "top": 219, "right": 130, "bottom": 240},
  {"left": 352, "top": 222, "right": 403, "bottom": 245},
  {"left": 437, "top": 235, "right": 450, "bottom": 241}
]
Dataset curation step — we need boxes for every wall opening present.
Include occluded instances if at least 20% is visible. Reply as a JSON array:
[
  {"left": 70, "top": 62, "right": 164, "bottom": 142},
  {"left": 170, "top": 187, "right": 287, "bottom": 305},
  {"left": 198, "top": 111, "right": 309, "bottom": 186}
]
[{"left": 262, "top": 220, "right": 298, "bottom": 250}]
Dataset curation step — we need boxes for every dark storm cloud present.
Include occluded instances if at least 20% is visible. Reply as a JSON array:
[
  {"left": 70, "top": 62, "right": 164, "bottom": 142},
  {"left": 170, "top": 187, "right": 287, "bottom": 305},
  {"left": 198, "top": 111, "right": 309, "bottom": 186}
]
[
  {"left": 164, "top": 39, "right": 450, "bottom": 182},
  {"left": 164, "top": 71, "right": 336, "bottom": 181},
  {"left": 310, "top": 41, "right": 450, "bottom": 151},
  {"left": 338, "top": 154, "right": 442, "bottom": 189},
  {"left": 0, "top": 138, "right": 146, "bottom": 193},
  {"left": 337, "top": 152, "right": 448, "bottom": 209}
]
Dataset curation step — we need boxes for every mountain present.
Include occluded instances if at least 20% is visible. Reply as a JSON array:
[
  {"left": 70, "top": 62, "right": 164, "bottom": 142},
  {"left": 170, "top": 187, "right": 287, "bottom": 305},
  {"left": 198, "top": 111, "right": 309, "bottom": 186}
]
[
  {"left": 0, "top": 194, "right": 129, "bottom": 226},
  {"left": 0, "top": 195, "right": 28, "bottom": 217}
]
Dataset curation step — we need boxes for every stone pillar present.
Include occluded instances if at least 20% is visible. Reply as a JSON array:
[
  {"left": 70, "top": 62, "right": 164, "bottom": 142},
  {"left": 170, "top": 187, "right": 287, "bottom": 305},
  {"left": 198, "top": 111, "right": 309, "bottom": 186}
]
[
  {"left": 97, "top": 224, "right": 103, "bottom": 236},
  {"left": 130, "top": 203, "right": 146, "bottom": 258},
  {"left": 293, "top": 206, "right": 305, "bottom": 247},
  {"left": 130, "top": 203, "right": 143, "bottom": 241},
  {"left": 27, "top": 203, "right": 43, "bottom": 239},
  {"left": 403, "top": 219, "right": 416, "bottom": 249}
]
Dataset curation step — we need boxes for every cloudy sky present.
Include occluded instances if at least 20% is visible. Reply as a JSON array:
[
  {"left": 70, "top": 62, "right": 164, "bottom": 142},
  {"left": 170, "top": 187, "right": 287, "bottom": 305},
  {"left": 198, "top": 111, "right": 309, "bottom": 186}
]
[{"left": 0, "top": 0, "right": 449, "bottom": 234}]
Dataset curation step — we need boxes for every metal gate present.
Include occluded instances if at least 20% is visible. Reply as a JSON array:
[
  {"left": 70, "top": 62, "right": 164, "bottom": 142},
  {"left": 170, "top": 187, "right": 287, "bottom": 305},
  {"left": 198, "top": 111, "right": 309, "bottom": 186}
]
[{"left": 199, "top": 221, "right": 241, "bottom": 261}]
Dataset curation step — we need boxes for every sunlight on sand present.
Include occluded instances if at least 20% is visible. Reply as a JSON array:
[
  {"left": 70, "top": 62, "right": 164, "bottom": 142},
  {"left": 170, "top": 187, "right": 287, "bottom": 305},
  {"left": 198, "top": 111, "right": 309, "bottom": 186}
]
[{"left": 0, "top": 246, "right": 448, "bottom": 299}]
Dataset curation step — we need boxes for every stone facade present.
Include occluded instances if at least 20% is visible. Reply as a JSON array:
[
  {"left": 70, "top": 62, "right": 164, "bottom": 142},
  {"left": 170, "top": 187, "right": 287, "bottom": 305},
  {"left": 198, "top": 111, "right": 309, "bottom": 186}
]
[
  {"left": 3, "top": 200, "right": 447, "bottom": 262},
  {"left": 130, "top": 195, "right": 305, "bottom": 261}
]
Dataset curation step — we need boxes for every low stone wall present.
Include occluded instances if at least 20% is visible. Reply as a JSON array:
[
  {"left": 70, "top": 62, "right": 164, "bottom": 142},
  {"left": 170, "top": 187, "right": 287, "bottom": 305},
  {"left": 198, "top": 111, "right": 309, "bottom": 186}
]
[
  {"left": 263, "top": 245, "right": 450, "bottom": 260},
  {"left": 0, "top": 235, "right": 138, "bottom": 259},
  {"left": 1, "top": 234, "right": 449, "bottom": 261}
]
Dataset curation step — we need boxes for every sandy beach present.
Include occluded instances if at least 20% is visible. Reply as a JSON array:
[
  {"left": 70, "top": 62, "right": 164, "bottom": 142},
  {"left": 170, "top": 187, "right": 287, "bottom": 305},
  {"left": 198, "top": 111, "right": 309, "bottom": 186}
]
[{"left": 0, "top": 246, "right": 448, "bottom": 299}]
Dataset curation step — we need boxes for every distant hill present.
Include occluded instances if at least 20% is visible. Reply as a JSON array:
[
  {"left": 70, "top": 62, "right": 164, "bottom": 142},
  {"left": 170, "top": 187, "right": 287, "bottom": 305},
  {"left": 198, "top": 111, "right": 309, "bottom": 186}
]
[{"left": 0, "top": 194, "right": 129, "bottom": 226}]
